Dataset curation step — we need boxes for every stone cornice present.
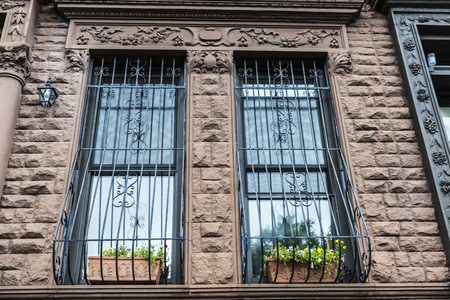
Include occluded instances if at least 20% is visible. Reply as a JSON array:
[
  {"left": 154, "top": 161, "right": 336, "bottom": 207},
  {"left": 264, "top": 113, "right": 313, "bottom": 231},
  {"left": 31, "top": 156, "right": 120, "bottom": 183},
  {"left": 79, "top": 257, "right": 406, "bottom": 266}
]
[
  {"left": 0, "top": 42, "right": 32, "bottom": 85},
  {"left": 53, "top": 0, "right": 365, "bottom": 25},
  {"left": 368, "top": 0, "right": 450, "bottom": 13}
]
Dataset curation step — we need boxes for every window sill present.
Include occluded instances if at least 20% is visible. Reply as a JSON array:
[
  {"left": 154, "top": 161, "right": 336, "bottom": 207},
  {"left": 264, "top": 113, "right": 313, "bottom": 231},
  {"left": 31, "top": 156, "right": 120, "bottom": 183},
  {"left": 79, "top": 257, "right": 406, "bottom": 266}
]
[{"left": 0, "top": 283, "right": 449, "bottom": 299}]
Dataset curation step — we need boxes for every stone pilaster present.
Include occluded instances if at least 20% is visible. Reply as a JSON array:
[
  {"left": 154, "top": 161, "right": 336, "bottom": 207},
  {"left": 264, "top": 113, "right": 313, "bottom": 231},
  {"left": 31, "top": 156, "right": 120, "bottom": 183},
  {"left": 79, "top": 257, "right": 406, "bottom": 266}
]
[
  {"left": 185, "top": 50, "right": 239, "bottom": 284},
  {"left": 0, "top": 43, "right": 32, "bottom": 199}
]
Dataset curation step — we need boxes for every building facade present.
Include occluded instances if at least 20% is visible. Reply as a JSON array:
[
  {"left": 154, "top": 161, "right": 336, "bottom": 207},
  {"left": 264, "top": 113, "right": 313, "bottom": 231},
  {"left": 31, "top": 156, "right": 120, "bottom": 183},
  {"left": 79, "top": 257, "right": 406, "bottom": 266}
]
[{"left": 0, "top": 0, "right": 449, "bottom": 298}]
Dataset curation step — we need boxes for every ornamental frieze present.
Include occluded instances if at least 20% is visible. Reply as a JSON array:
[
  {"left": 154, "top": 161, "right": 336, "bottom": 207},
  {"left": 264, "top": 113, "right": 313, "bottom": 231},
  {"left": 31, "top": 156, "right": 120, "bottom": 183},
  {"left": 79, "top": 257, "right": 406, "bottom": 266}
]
[{"left": 68, "top": 23, "right": 346, "bottom": 50}]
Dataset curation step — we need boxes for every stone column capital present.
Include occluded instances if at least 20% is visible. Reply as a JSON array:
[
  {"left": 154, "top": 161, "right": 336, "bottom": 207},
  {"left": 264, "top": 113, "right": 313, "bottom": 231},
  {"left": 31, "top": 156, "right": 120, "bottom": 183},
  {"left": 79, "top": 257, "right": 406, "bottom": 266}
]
[
  {"left": 327, "top": 51, "right": 353, "bottom": 76},
  {"left": 0, "top": 43, "right": 32, "bottom": 86},
  {"left": 187, "top": 50, "right": 233, "bottom": 75}
]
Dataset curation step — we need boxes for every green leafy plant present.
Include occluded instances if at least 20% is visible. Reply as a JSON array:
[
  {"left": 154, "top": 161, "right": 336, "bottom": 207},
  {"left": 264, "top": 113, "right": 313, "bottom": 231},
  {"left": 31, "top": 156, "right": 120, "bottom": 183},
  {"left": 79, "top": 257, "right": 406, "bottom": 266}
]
[
  {"left": 102, "top": 244, "right": 168, "bottom": 267},
  {"left": 264, "top": 239, "right": 350, "bottom": 277}
]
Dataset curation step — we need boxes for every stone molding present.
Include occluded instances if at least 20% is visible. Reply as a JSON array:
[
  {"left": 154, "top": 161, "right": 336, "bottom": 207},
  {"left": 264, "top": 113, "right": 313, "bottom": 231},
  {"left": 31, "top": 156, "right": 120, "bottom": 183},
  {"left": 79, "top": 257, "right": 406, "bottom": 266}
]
[
  {"left": 68, "top": 23, "right": 348, "bottom": 51},
  {"left": 0, "top": 283, "right": 449, "bottom": 299},
  {"left": 387, "top": 8, "right": 450, "bottom": 264},
  {"left": 0, "top": 43, "right": 32, "bottom": 85},
  {"left": 65, "top": 49, "right": 89, "bottom": 73},
  {"left": 327, "top": 52, "right": 352, "bottom": 75},
  {"left": 54, "top": 0, "right": 365, "bottom": 25},
  {"left": 187, "top": 50, "right": 232, "bottom": 74}
]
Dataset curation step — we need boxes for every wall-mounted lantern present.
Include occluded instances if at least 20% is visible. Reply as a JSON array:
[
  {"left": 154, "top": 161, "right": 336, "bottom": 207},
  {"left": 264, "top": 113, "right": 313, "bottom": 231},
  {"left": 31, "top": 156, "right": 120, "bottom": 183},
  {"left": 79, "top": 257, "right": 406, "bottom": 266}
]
[
  {"left": 427, "top": 53, "right": 436, "bottom": 72},
  {"left": 38, "top": 77, "right": 59, "bottom": 107}
]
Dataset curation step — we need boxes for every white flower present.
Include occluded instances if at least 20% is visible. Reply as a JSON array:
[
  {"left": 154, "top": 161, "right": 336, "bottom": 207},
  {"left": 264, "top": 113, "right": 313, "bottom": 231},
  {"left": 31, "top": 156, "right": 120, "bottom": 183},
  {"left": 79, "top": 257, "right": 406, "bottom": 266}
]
[
  {"left": 311, "top": 263, "right": 314, "bottom": 268},
  {"left": 288, "top": 246, "right": 293, "bottom": 251},
  {"left": 318, "top": 258, "right": 322, "bottom": 263}
]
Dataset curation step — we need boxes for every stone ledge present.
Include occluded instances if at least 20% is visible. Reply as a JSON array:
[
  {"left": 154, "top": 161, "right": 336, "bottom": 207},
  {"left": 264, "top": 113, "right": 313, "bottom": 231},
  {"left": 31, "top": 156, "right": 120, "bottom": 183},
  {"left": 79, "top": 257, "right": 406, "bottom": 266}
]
[{"left": 0, "top": 283, "right": 449, "bottom": 299}]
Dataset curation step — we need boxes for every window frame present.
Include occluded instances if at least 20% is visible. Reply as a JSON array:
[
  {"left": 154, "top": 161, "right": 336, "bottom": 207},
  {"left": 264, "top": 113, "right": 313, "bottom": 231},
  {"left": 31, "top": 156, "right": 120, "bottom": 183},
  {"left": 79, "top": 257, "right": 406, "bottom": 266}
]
[{"left": 53, "top": 55, "right": 187, "bottom": 285}]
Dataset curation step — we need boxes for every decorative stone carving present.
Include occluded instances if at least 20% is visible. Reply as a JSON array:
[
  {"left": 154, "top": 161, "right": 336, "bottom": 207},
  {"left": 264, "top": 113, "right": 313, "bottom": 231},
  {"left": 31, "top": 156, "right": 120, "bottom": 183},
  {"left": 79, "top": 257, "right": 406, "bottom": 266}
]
[
  {"left": 187, "top": 50, "right": 232, "bottom": 74},
  {"left": 0, "top": 0, "right": 24, "bottom": 11},
  {"left": 12, "top": 7, "right": 26, "bottom": 24},
  {"left": 0, "top": 44, "right": 32, "bottom": 84},
  {"left": 71, "top": 25, "right": 345, "bottom": 50},
  {"left": 409, "top": 62, "right": 422, "bottom": 75},
  {"left": 66, "top": 49, "right": 89, "bottom": 73},
  {"left": 327, "top": 52, "right": 352, "bottom": 75}
]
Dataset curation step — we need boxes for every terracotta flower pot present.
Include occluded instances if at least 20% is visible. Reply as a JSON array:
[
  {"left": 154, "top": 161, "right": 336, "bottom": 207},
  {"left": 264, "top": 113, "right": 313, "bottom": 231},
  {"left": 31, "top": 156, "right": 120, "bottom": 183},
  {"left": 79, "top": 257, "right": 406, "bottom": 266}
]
[
  {"left": 266, "top": 259, "right": 338, "bottom": 283},
  {"left": 88, "top": 256, "right": 162, "bottom": 284}
]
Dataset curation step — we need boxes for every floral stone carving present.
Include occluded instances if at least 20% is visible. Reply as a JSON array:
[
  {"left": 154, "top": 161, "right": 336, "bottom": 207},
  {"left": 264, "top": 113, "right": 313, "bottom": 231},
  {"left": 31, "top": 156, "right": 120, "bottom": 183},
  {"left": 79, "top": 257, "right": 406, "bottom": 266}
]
[
  {"left": 187, "top": 50, "right": 232, "bottom": 74},
  {"left": 327, "top": 52, "right": 352, "bottom": 75},
  {"left": 66, "top": 49, "right": 89, "bottom": 73}
]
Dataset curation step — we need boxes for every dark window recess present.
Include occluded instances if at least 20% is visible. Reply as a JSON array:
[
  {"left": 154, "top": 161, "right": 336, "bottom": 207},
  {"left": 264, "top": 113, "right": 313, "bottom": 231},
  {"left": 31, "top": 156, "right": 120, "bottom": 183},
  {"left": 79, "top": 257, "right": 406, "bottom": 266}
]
[
  {"left": 420, "top": 26, "right": 450, "bottom": 143},
  {"left": 53, "top": 56, "right": 186, "bottom": 285},
  {"left": 235, "top": 58, "right": 371, "bottom": 284},
  {"left": 0, "top": 13, "right": 6, "bottom": 40}
]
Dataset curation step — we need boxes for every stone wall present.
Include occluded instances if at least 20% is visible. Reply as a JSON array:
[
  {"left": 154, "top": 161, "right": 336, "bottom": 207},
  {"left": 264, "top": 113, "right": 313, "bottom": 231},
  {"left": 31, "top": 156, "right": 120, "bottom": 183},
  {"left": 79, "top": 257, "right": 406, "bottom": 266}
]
[
  {"left": 0, "top": 2, "right": 448, "bottom": 287},
  {"left": 342, "top": 5, "right": 449, "bottom": 282},
  {"left": 0, "top": 4, "right": 77, "bottom": 285},
  {"left": 186, "top": 58, "right": 238, "bottom": 284}
]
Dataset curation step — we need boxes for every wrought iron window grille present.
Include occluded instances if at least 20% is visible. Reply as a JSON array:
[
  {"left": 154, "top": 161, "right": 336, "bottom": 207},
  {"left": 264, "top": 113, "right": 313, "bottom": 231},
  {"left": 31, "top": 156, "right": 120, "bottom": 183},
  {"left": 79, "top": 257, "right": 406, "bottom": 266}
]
[
  {"left": 53, "top": 56, "right": 186, "bottom": 285},
  {"left": 235, "top": 58, "right": 371, "bottom": 284}
]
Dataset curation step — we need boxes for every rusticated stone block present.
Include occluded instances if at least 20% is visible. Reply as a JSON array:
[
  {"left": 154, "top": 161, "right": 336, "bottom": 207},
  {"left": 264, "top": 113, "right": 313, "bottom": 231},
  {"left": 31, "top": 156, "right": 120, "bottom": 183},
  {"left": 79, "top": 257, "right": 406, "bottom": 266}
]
[
  {"left": 191, "top": 194, "right": 232, "bottom": 223},
  {"left": 394, "top": 252, "right": 409, "bottom": 267},
  {"left": 192, "top": 143, "right": 212, "bottom": 167},
  {"left": 404, "top": 181, "right": 429, "bottom": 193},
  {"left": 0, "top": 224, "right": 24, "bottom": 239},
  {"left": 407, "top": 252, "right": 423, "bottom": 267},
  {"left": 360, "top": 194, "right": 386, "bottom": 220},
  {"left": 383, "top": 194, "right": 398, "bottom": 207},
  {"left": 211, "top": 143, "right": 231, "bottom": 167},
  {"left": 388, "top": 168, "right": 403, "bottom": 180},
  {"left": 191, "top": 252, "right": 234, "bottom": 284},
  {"left": 364, "top": 180, "right": 388, "bottom": 193},
  {"left": 425, "top": 267, "right": 450, "bottom": 282},
  {"left": 10, "top": 239, "right": 45, "bottom": 254},
  {"left": 375, "top": 155, "right": 401, "bottom": 167},
  {"left": 402, "top": 168, "right": 426, "bottom": 180},
  {"left": 416, "top": 237, "right": 444, "bottom": 252},
  {"left": 201, "top": 223, "right": 223, "bottom": 237},
  {"left": 422, "top": 252, "right": 448, "bottom": 267},
  {"left": 396, "top": 267, "right": 426, "bottom": 283},
  {"left": 412, "top": 209, "right": 437, "bottom": 222},
  {"left": 0, "top": 210, "right": 15, "bottom": 224},
  {"left": 400, "top": 155, "right": 424, "bottom": 168},
  {"left": 371, "top": 222, "right": 400, "bottom": 236},
  {"left": 0, "top": 240, "right": 9, "bottom": 254},
  {"left": 400, "top": 222, "right": 415, "bottom": 236},
  {"left": 373, "top": 237, "right": 399, "bottom": 251},
  {"left": 387, "top": 181, "right": 407, "bottom": 193},
  {"left": 1, "top": 270, "right": 31, "bottom": 285},
  {"left": 397, "top": 142, "right": 420, "bottom": 155},
  {"left": 24, "top": 254, "right": 51, "bottom": 284},
  {"left": 353, "top": 119, "right": 379, "bottom": 130},
  {"left": 0, "top": 195, "right": 35, "bottom": 208},
  {"left": 21, "top": 224, "right": 48, "bottom": 239},
  {"left": 362, "top": 168, "right": 389, "bottom": 180},
  {"left": 399, "top": 237, "right": 419, "bottom": 252},
  {"left": 409, "top": 194, "right": 433, "bottom": 207},
  {"left": 0, "top": 254, "right": 25, "bottom": 270}
]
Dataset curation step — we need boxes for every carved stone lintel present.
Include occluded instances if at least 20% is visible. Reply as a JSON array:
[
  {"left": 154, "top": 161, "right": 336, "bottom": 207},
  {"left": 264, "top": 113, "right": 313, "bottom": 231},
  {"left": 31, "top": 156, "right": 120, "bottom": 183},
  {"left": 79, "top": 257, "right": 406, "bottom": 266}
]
[
  {"left": 187, "top": 50, "right": 232, "bottom": 74},
  {"left": 66, "top": 49, "right": 89, "bottom": 73},
  {"left": 0, "top": 43, "right": 32, "bottom": 85},
  {"left": 327, "top": 52, "right": 352, "bottom": 76}
]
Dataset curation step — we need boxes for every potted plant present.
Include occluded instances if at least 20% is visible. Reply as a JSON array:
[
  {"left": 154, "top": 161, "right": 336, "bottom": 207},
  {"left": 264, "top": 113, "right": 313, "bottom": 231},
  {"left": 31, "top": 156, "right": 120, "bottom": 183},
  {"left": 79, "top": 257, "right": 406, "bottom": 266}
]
[
  {"left": 265, "top": 240, "right": 350, "bottom": 283},
  {"left": 88, "top": 244, "right": 167, "bottom": 284}
]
